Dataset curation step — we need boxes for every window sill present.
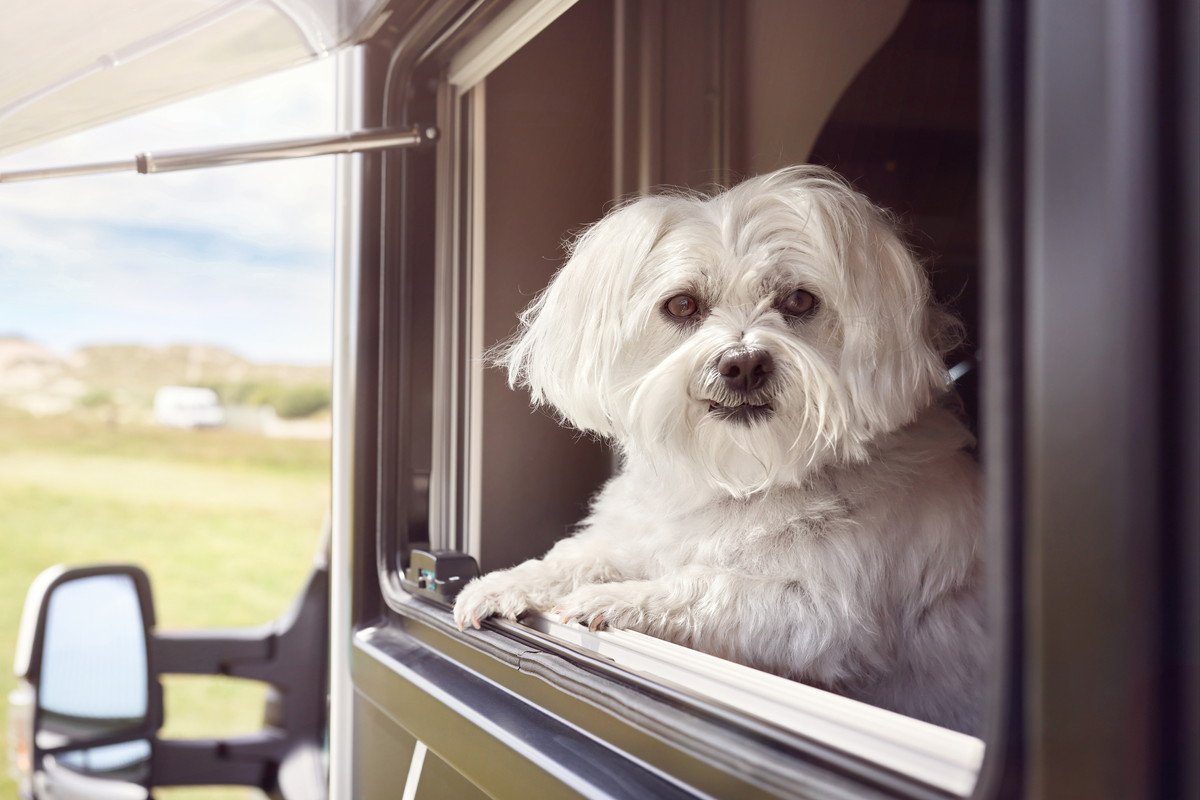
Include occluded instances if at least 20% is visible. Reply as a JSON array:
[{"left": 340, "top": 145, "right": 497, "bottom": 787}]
[
  {"left": 377, "top": 588, "right": 983, "bottom": 798},
  {"left": 521, "top": 612, "right": 984, "bottom": 797}
]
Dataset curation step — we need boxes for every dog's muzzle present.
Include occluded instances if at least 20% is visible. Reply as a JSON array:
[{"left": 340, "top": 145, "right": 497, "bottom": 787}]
[{"left": 708, "top": 400, "right": 774, "bottom": 424}]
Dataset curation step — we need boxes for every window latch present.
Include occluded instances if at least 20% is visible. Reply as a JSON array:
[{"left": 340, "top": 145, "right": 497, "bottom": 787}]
[{"left": 402, "top": 548, "right": 480, "bottom": 607}]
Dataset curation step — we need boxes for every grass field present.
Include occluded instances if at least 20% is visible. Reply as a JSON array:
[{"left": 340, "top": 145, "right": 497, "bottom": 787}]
[{"left": 0, "top": 409, "right": 330, "bottom": 800}]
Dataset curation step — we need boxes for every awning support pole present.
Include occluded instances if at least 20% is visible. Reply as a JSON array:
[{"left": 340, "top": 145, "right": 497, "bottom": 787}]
[{"left": 0, "top": 125, "right": 437, "bottom": 184}]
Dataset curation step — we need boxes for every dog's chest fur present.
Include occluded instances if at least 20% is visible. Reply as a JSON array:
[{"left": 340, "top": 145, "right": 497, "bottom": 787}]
[
  {"left": 628, "top": 484, "right": 857, "bottom": 579},
  {"left": 567, "top": 407, "right": 986, "bottom": 733},
  {"left": 592, "top": 430, "right": 953, "bottom": 594}
]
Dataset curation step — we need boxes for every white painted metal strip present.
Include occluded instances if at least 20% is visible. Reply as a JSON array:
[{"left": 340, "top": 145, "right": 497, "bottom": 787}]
[
  {"left": 401, "top": 741, "right": 429, "bottom": 800},
  {"left": 327, "top": 46, "right": 363, "bottom": 800}
]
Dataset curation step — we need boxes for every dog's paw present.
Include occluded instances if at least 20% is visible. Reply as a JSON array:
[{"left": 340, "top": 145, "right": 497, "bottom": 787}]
[
  {"left": 553, "top": 583, "right": 653, "bottom": 632},
  {"left": 452, "top": 574, "right": 536, "bottom": 631}
]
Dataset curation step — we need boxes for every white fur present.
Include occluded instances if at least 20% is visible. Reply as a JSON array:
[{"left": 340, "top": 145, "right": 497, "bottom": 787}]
[{"left": 453, "top": 166, "right": 985, "bottom": 734}]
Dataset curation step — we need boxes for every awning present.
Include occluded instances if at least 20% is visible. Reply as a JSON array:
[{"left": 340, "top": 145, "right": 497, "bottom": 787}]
[{"left": 0, "top": 0, "right": 390, "bottom": 157}]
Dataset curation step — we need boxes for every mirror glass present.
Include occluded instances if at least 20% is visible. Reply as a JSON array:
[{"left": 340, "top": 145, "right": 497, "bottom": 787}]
[
  {"left": 56, "top": 739, "right": 152, "bottom": 778},
  {"left": 37, "top": 574, "right": 149, "bottom": 748}
]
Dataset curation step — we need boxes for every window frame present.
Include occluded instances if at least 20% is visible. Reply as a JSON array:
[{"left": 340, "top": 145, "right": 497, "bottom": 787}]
[{"left": 359, "top": 1, "right": 999, "bottom": 798}]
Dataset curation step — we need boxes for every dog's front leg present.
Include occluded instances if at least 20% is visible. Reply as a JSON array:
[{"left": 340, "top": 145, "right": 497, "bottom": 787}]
[
  {"left": 452, "top": 533, "right": 627, "bottom": 630},
  {"left": 554, "top": 565, "right": 874, "bottom": 682}
]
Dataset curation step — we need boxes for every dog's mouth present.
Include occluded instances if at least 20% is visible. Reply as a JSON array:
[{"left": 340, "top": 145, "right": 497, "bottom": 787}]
[{"left": 707, "top": 401, "right": 774, "bottom": 424}]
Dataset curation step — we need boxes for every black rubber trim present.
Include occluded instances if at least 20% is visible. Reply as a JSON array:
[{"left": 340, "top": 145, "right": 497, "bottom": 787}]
[{"left": 973, "top": 0, "right": 1026, "bottom": 797}]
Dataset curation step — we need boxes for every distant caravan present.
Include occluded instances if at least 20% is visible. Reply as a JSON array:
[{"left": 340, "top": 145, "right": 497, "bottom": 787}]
[{"left": 152, "top": 386, "right": 225, "bottom": 429}]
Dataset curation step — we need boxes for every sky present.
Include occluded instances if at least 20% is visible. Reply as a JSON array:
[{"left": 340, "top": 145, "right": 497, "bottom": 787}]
[{"left": 0, "top": 58, "right": 338, "bottom": 366}]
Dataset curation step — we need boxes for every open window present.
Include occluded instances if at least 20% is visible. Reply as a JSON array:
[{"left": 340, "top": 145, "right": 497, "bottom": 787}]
[
  {"left": 411, "top": 0, "right": 983, "bottom": 562},
  {"left": 379, "top": 0, "right": 986, "bottom": 795}
]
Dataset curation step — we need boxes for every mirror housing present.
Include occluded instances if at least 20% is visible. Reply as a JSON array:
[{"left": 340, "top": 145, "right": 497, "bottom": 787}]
[{"left": 12, "top": 565, "right": 160, "bottom": 798}]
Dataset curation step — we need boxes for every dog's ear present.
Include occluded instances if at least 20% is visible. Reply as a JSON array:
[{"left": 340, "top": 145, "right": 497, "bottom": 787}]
[
  {"left": 838, "top": 218, "right": 956, "bottom": 436},
  {"left": 493, "top": 197, "right": 671, "bottom": 437},
  {"left": 765, "top": 166, "right": 954, "bottom": 437}
]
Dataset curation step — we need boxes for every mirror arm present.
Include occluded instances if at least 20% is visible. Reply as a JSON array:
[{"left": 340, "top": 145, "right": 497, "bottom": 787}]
[
  {"left": 148, "top": 565, "right": 328, "bottom": 795},
  {"left": 153, "top": 733, "right": 285, "bottom": 789},
  {"left": 152, "top": 628, "right": 274, "bottom": 676}
]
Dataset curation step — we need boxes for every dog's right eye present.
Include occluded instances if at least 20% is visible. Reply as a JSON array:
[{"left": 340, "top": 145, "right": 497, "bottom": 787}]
[{"left": 665, "top": 294, "right": 700, "bottom": 319}]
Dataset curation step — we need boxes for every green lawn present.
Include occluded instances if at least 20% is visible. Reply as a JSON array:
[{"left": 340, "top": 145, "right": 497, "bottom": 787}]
[{"left": 0, "top": 410, "right": 330, "bottom": 800}]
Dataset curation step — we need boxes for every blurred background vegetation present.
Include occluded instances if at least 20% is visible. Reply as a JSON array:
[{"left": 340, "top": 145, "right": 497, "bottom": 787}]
[
  {"left": 0, "top": 339, "right": 330, "bottom": 800},
  {"left": 203, "top": 380, "right": 331, "bottom": 420}
]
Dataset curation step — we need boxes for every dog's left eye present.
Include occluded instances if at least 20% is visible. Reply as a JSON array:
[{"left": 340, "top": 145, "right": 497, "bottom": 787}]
[
  {"left": 665, "top": 294, "right": 700, "bottom": 319},
  {"left": 780, "top": 289, "right": 817, "bottom": 318}
]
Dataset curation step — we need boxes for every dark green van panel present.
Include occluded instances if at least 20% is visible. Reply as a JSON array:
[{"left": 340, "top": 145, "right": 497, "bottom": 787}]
[{"left": 353, "top": 690, "right": 490, "bottom": 800}]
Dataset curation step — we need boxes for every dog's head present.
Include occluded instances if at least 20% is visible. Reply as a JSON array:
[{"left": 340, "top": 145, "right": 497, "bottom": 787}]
[{"left": 497, "top": 166, "right": 959, "bottom": 496}]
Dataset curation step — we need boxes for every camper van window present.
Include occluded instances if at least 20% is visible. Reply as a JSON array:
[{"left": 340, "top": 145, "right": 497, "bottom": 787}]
[{"left": 380, "top": 0, "right": 987, "bottom": 792}]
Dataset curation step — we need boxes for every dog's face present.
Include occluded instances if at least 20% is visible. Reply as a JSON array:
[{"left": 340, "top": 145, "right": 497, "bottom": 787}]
[{"left": 499, "top": 166, "right": 955, "bottom": 496}]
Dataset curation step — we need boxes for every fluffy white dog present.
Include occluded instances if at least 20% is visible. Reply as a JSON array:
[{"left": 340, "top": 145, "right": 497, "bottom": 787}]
[{"left": 453, "top": 165, "right": 985, "bottom": 734}]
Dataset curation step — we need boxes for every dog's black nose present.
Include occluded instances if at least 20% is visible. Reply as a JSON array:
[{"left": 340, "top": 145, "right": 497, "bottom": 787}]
[{"left": 718, "top": 348, "right": 774, "bottom": 393}]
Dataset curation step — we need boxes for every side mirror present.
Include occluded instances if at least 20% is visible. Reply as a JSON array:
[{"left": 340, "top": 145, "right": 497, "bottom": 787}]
[
  {"left": 12, "top": 565, "right": 158, "bottom": 798},
  {"left": 9, "top": 556, "right": 329, "bottom": 798}
]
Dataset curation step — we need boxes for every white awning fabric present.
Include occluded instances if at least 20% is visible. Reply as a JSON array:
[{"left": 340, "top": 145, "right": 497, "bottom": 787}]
[{"left": 0, "top": 0, "right": 388, "bottom": 157}]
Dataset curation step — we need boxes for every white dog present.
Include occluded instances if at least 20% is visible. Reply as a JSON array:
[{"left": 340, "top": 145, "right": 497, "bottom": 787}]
[{"left": 453, "top": 166, "right": 985, "bottom": 734}]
